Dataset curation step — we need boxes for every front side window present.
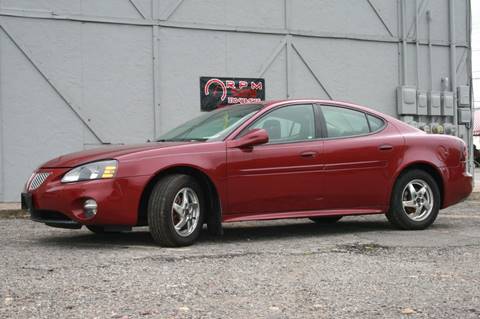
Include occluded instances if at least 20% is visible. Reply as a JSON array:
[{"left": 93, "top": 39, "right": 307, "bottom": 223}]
[
  {"left": 243, "top": 104, "right": 316, "bottom": 144},
  {"left": 320, "top": 105, "right": 370, "bottom": 138}
]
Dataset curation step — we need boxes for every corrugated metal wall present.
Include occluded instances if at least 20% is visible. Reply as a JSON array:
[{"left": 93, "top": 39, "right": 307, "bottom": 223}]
[
  {"left": 473, "top": 0, "right": 480, "bottom": 110},
  {"left": 0, "top": 0, "right": 472, "bottom": 201}
]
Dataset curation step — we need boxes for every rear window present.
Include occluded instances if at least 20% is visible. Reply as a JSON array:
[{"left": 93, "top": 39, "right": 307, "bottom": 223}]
[
  {"left": 367, "top": 114, "right": 385, "bottom": 132},
  {"left": 320, "top": 105, "right": 370, "bottom": 138}
]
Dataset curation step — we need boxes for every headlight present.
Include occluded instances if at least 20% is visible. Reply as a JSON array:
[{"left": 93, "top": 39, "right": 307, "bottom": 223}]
[{"left": 61, "top": 160, "right": 118, "bottom": 183}]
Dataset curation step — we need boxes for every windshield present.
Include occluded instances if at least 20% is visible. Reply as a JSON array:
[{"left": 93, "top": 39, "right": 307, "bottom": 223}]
[{"left": 156, "top": 104, "right": 263, "bottom": 142}]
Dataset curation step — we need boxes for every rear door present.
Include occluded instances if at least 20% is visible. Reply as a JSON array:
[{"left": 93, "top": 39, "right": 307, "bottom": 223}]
[
  {"left": 317, "top": 104, "right": 403, "bottom": 210},
  {"left": 226, "top": 104, "right": 324, "bottom": 215}
]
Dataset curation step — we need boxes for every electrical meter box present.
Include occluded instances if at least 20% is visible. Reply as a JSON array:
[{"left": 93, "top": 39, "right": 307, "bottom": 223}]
[
  {"left": 457, "top": 85, "right": 470, "bottom": 107},
  {"left": 417, "top": 91, "right": 428, "bottom": 115},
  {"left": 397, "top": 86, "right": 417, "bottom": 115},
  {"left": 458, "top": 108, "right": 471, "bottom": 125},
  {"left": 441, "top": 91, "right": 454, "bottom": 116},
  {"left": 428, "top": 91, "right": 441, "bottom": 116}
]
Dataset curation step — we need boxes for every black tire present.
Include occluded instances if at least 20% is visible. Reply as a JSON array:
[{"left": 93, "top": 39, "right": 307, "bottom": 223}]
[
  {"left": 148, "top": 174, "right": 205, "bottom": 247},
  {"left": 309, "top": 216, "right": 342, "bottom": 224},
  {"left": 386, "top": 169, "right": 441, "bottom": 230},
  {"left": 85, "top": 225, "right": 108, "bottom": 234}
]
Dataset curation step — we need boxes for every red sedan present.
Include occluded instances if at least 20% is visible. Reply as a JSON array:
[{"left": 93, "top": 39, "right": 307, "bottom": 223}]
[{"left": 21, "top": 100, "right": 472, "bottom": 246}]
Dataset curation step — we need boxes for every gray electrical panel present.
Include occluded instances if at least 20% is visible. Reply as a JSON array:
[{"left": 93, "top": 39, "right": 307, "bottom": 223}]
[
  {"left": 457, "top": 86, "right": 471, "bottom": 107},
  {"left": 397, "top": 86, "right": 417, "bottom": 115},
  {"left": 458, "top": 108, "right": 472, "bottom": 124},
  {"left": 417, "top": 91, "right": 428, "bottom": 115},
  {"left": 428, "top": 92, "right": 441, "bottom": 116},
  {"left": 441, "top": 92, "right": 454, "bottom": 116},
  {"left": 458, "top": 108, "right": 472, "bottom": 125}
]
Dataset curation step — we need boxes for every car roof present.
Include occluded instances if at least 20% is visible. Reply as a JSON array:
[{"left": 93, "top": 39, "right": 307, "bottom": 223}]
[
  {"left": 257, "top": 99, "right": 418, "bottom": 133},
  {"left": 228, "top": 99, "right": 417, "bottom": 130},
  {"left": 258, "top": 99, "right": 385, "bottom": 117}
]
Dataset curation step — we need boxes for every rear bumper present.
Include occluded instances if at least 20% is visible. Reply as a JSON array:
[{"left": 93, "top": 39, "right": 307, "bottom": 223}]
[
  {"left": 23, "top": 169, "right": 150, "bottom": 226},
  {"left": 441, "top": 165, "right": 473, "bottom": 208}
]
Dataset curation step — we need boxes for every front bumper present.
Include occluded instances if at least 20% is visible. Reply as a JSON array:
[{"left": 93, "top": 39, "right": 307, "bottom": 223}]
[
  {"left": 21, "top": 192, "right": 82, "bottom": 228},
  {"left": 22, "top": 168, "right": 150, "bottom": 226}
]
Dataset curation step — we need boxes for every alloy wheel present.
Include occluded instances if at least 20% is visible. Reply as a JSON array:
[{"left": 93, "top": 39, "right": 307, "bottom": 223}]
[
  {"left": 171, "top": 187, "right": 200, "bottom": 237},
  {"left": 401, "top": 179, "right": 434, "bottom": 222}
]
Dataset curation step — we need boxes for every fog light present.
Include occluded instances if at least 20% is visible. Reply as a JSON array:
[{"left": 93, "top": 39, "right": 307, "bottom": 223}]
[{"left": 83, "top": 199, "right": 97, "bottom": 218}]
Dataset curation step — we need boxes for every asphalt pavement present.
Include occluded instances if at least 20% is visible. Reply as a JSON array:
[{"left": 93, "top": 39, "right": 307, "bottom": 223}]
[{"left": 1, "top": 200, "right": 480, "bottom": 319}]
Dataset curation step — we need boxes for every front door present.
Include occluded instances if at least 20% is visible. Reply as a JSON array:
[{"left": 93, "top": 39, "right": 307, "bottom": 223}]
[{"left": 226, "top": 104, "right": 324, "bottom": 216}]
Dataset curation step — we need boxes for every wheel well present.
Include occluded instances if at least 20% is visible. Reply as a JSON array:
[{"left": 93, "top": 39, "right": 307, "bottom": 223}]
[
  {"left": 396, "top": 163, "right": 444, "bottom": 206},
  {"left": 137, "top": 166, "right": 222, "bottom": 234}
]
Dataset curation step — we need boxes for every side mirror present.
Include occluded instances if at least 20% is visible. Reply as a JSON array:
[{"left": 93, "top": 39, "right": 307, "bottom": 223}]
[{"left": 227, "top": 128, "right": 269, "bottom": 149}]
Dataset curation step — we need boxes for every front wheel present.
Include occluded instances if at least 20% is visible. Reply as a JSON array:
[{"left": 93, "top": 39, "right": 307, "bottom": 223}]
[
  {"left": 386, "top": 169, "right": 440, "bottom": 230},
  {"left": 148, "top": 174, "right": 204, "bottom": 247}
]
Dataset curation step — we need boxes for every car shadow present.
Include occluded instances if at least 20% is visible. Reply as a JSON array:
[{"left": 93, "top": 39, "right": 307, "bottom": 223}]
[
  {"left": 213, "top": 220, "right": 392, "bottom": 242},
  {"left": 35, "top": 218, "right": 406, "bottom": 248}
]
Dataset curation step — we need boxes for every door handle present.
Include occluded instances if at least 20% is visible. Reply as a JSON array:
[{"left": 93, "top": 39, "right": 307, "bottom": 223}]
[
  {"left": 378, "top": 144, "right": 393, "bottom": 151},
  {"left": 300, "top": 151, "right": 318, "bottom": 158}
]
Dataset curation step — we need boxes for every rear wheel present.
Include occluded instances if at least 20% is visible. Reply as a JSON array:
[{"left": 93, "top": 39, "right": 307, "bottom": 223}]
[
  {"left": 386, "top": 169, "right": 440, "bottom": 230},
  {"left": 148, "top": 174, "right": 204, "bottom": 247},
  {"left": 309, "top": 216, "right": 342, "bottom": 224}
]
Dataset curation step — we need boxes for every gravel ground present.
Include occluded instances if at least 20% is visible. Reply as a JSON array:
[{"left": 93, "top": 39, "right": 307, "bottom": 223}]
[{"left": 1, "top": 201, "right": 480, "bottom": 319}]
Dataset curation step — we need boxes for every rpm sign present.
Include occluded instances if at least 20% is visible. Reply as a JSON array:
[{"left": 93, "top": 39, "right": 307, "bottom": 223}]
[{"left": 200, "top": 77, "right": 265, "bottom": 111}]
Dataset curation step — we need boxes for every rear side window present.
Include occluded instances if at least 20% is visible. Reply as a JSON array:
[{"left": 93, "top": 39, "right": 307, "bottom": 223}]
[
  {"left": 367, "top": 114, "right": 385, "bottom": 132},
  {"left": 320, "top": 105, "right": 370, "bottom": 138}
]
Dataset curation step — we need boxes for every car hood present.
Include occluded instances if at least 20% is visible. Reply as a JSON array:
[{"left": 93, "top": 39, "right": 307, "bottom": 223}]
[{"left": 40, "top": 142, "right": 189, "bottom": 168}]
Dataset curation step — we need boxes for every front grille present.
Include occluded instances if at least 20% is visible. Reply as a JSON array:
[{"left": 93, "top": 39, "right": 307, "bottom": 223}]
[{"left": 28, "top": 172, "right": 51, "bottom": 191}]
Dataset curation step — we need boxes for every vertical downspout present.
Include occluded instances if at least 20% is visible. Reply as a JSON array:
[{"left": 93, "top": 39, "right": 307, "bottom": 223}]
[
  {"left": 414, "top": 0, "right": 421, "bottom": 125},
  {"left": 427, "top": 10, "right": 433, "bottom": 92},
  {"left": 152, "top": 0, "right": 161, "bottom": 138},
  {"left": 415, "top": 0, "right": 420, "bottom": 88},
  {"left": 401, "top": 0, "right": 408, "bottom": 86},
  {"left": 449, "top": 0, "right": 458, "bottom": 131},
  {"left": 284, "top": 0, "right": 292, "bottom": 99},
  {"left": 467, "top": 0, "right": 473, "bottom": 174}
]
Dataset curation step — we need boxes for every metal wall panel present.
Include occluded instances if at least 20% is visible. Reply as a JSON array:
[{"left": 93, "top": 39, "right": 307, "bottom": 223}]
[
  {"left": 0, "top": 0, "right": 472, "bottom": 201},
  {"left": 157, "top": 28, "right": 288, "bottom": 132},
  {"left": 1, "top": 0, "right": 152, "bottom": 19},
  {"left": 290, "top": 38, "right": 399, "bottom": 115},
  {"left": 290, "top": 0, "right": 397, "bottom": 37},
  {"left": 0, "top": 29, "right": 85, "bottom": 200},
  {"left": 165, "top": 0, "right": 285, "bottom": 29}
]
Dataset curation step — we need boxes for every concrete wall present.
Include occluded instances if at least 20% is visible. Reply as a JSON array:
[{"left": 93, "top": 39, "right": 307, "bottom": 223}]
[{"left": 0, "top": 0, "right": 472, "bottom": 201}]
